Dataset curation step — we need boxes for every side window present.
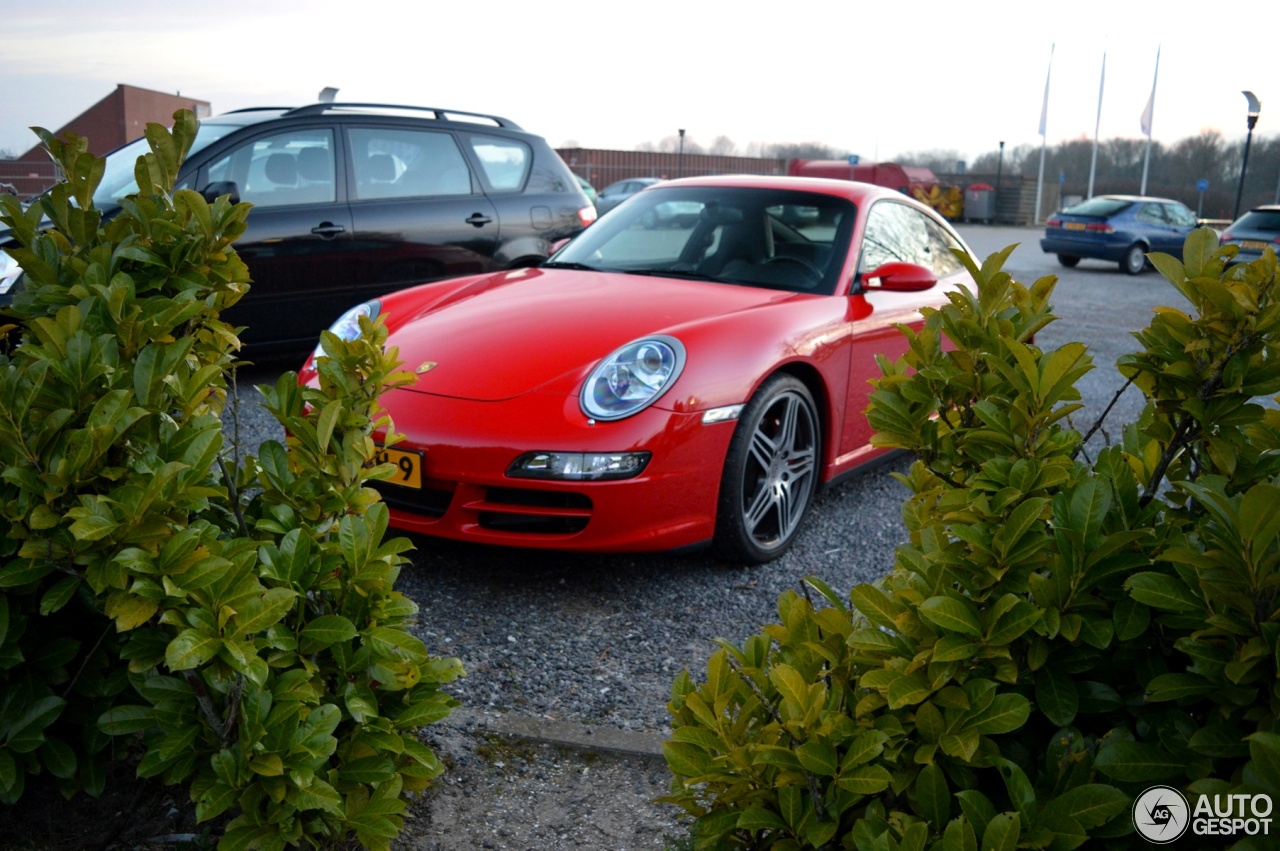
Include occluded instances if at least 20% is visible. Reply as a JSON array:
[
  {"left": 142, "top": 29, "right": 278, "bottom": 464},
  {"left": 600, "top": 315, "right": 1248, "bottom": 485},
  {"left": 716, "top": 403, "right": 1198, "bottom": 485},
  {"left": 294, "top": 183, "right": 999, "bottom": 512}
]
[
  {"left": 1136, "top": 204, "right": 1165, "bottom": 224},
  {"left": 859, "top": 202, "right": 928, "bottom": 273},
  {"left": 1165, "top": 203, "right": 1197, "bottom": 227},
  {"left": 923, "top": 218, "right": 965, "bottom": 277},
  {"left": 348, "top": 127, "right": 472, "bottom": 200},
  {"left": 205, "top": 128, "right": 336, "bottom": 208},
  {"left": 468, "top": 135, "right": 530, "bottom": 191}
]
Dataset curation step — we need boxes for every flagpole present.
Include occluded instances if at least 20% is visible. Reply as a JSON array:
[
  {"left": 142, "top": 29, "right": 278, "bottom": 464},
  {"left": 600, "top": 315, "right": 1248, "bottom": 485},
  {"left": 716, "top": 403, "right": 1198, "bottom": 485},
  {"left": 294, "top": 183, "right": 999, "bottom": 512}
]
[
  {"left": 1087, "top": 51, "right": 1106, "bottom": 199},
  {"left": 1035, "top": 44, "right": 1054, "bottom": 224},
  {"left": 1140, "top": 46, "right": 1161, "bottom": 195}
]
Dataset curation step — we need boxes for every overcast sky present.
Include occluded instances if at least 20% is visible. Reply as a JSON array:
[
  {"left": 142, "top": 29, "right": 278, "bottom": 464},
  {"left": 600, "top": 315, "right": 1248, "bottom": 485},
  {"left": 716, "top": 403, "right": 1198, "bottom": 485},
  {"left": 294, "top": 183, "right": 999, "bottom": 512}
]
[{"left": 3, "top": 0, "right": 1273, "bottom": 165}]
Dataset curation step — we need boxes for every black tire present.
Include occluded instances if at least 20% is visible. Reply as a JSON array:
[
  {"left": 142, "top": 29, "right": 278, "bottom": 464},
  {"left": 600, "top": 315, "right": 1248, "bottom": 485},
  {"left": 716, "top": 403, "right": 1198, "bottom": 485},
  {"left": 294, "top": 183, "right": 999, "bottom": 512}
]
[
  {"left": 1121, "top": 244, "right": 1147, "bottom": 275},
  {"left": 714, "top": 374, "right": 820, "bottom": 564},
  {"left": 1057, "top": 254, "right": 1080, "bottom": 268}
]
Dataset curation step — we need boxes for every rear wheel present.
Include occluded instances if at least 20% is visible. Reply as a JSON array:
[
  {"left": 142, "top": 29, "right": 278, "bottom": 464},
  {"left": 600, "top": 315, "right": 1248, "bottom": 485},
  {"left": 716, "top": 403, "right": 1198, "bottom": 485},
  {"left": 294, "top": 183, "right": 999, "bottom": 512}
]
[
  {"left": 1121, "top": 244, "right": 1147, "bottom": 275},
  {"left": 1057, "top": 254, "right": 1080, "bottom": 268},
  {"left": 714, "top": 375, "right": 820, "bottom": 564}
]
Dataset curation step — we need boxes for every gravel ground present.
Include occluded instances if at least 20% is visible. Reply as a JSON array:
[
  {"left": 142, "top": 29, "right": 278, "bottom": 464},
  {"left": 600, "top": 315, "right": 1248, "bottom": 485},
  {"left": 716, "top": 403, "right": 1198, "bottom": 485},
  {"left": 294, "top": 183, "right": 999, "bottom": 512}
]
[{"left": 214, "top": 225, "right": 1178, "bottom": 849}]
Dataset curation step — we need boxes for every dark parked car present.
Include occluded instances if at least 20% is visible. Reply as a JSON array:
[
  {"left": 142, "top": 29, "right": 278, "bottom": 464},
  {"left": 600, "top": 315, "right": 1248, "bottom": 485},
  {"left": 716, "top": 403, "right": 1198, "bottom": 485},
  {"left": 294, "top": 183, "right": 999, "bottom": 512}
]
[
  {"left": 1040, "top": 195, "right": 1199, "bottom": 275},
  {"left": 595, "top": 177, "right": 663, "bottom": 216},
  {"left": 1220, "top": 205, "right": 1280, "bottom": 264},
  {"left": 0, "top": 102, "right": 597, "bottom": 355}
]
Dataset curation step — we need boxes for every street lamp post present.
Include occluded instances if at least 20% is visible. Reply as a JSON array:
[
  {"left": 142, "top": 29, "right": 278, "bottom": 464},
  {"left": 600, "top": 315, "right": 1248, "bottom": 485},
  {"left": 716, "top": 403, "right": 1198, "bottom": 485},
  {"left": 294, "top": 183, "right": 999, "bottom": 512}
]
[
  {"left": 678, "top": 129, "right": 686, "bottom": 179},
  {"left": 995, "top": 141, "right": 1005, "bottom": 224},
  {"left": 1233, "top": 91, "right": 1261, "bottom": 221}
]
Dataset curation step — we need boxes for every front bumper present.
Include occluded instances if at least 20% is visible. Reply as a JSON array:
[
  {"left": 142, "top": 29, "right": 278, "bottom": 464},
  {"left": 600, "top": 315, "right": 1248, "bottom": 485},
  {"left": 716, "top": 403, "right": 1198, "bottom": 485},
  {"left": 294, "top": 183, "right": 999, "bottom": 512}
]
[{"left": 371, "top": 387, "right": 736, "bottom": 553}]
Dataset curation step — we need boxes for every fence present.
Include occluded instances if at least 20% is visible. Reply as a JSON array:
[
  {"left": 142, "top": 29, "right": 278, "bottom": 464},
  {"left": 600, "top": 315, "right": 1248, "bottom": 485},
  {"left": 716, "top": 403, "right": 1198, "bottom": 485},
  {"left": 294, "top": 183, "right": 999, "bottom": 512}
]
[{"left": 557, "top": 148, "right": 787, "bottom": 190}]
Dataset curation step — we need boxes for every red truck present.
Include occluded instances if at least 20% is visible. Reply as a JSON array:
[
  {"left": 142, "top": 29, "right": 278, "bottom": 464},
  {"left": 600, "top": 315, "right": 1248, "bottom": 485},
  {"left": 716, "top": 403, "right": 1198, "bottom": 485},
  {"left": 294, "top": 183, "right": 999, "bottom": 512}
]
[{"left": 786, "top": 158, "right": 938, "bottom": 194}]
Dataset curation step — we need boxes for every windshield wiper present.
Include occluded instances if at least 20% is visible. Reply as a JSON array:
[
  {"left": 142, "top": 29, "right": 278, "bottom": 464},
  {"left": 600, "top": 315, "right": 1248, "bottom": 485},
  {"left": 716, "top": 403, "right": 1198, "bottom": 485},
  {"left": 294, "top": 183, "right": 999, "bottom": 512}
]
[
  {"left": 541, "top": 261, "right": 601, "bottom": 272},
  {"left": 625, "top": 268, "right": 721, "bottom": 282}
]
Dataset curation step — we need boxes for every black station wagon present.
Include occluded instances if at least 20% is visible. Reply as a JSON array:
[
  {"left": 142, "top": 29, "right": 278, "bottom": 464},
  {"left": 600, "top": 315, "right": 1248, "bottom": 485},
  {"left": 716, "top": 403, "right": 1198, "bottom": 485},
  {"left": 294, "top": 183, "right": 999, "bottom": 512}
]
[{"left": 0, "top": 103, "right": 596, "bottom": 355}]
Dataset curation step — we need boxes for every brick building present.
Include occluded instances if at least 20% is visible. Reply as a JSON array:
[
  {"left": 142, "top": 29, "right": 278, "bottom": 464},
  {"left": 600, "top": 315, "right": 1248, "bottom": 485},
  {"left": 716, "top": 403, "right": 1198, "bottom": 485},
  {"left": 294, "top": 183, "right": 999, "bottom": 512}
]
[{"left": 2, "top": 84, "right": 211, "bottom": 198}]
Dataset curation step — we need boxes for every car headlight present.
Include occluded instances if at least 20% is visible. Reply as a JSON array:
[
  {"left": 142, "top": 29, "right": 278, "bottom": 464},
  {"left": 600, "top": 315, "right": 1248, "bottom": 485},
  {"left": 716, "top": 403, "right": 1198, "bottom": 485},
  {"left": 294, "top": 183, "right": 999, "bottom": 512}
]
[
  {"left": 580, "top": 335, "right": 685, "bottom": 421},
  {"left": 314, "top": 300, "right": 381, "bottom": 359},
  {"left": 0, "top": 249, "right": 22, "bottom": 295}
]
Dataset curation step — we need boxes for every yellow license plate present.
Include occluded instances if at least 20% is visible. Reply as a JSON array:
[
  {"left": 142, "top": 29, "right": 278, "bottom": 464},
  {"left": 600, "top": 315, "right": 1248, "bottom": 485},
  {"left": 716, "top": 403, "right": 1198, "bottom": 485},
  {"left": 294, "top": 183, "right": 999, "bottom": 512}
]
[
  {"left": 1063, "top": 222, "right": 1087, "bottom": 231},
  {"left": 370, "top": 445, "right": 423, "bottom": 489},
  {"left": 1242, "top": 240, "right": 1269, "bottom": 250}
]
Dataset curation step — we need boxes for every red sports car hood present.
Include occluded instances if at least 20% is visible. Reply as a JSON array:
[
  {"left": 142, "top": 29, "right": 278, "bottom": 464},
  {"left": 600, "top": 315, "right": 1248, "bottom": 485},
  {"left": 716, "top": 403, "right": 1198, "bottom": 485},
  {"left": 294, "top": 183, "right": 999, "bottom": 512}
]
[{"left": 385, "top": 268, "right": 797, "bottom": 401}]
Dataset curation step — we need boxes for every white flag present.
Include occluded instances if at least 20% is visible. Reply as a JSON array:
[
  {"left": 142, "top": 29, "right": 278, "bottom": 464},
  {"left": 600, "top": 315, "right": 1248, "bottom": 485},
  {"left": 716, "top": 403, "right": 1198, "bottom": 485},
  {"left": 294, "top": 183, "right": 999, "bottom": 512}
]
[
  {"left": 1038, "top": 44, "right": 1054, "bottom": 136},
  {"left": 1140, "top": 46, "right": 1161, "bottom": 138}
]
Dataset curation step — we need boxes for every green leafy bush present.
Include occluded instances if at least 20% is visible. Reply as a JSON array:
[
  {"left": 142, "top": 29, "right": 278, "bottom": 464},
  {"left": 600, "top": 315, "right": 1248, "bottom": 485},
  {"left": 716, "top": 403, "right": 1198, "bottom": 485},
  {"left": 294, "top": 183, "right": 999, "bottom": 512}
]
[
  {"left": 0, "top": 112, "right": 462, "bottom": 850},
  {"left": 664, "top": 234, "right": 1280, "bottom": 849}
]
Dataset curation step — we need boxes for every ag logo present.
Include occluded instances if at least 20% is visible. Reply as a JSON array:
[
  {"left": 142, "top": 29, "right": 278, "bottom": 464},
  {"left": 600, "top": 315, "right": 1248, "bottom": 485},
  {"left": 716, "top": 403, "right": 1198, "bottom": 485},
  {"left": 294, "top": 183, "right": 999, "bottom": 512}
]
[{"left": 1133, "top": 785, "right": 1190, "bottom": 843}]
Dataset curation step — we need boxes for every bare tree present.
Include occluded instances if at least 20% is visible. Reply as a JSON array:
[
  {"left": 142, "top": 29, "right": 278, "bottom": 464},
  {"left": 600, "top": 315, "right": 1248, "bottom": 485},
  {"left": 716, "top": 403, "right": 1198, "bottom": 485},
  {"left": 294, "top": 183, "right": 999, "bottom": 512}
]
[
  {"left": 708, "top": 135, "right": 738, "bottom": 156},
  {"left": 896, "top": 149, "right": 965, "bottom": 174},
  {"left": 761, "top": 141, "right": 849, "bottom": 160},
  {"left": 969, "top": 142, "right": 1034, "bottom": 176}
]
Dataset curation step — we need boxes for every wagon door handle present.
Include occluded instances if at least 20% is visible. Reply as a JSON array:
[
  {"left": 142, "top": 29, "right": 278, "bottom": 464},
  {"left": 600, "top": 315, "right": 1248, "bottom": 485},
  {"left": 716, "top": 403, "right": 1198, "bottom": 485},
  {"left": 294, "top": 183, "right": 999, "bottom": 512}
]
[
  {"left": 465, "top": 213, "right": 493, "bottom": 227},
  {"left": 311, "top": 222, "right": 346, "bottom": 238}
]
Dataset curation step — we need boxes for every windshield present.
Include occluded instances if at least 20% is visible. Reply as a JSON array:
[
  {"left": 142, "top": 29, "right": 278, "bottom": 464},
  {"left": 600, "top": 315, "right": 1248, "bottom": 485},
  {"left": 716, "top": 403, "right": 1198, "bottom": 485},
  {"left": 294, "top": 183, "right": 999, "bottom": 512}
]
[
  {"left": 549, "top": 185, "right": 855, "bottom": 295},
  {"left": 90, "top": 122, "right": 238, "bottom": 210},
  {"left": 1236, "top": 210, "right": 1280, "bottom": 233}
]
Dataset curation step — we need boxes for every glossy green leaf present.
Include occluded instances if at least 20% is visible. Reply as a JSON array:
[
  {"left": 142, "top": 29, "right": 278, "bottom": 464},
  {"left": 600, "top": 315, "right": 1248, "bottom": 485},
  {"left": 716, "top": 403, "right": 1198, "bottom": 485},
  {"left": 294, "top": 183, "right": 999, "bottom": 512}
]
[
  {"left": 837, "top": 764, "right": 892, "bottom": 795},
  {"left": 981, "top": 813, "right": 1020, "bottom": 851},
  {"left": 966, "top": 694, "right": 1031, "bottom": 735},
  {"left": 1095, "top": 741, "right": 1185, "bottom": 782},
  {"left": 1125, "top": 572, "right": 1202, "bottom": 613},
  {"left": 165, "top": 629, "right": 220, "bottom": 671},
  {"left": 300, "top": 615, "right": 358, "bottom": 646},
  {"left": 915, "top": 763, "right": 950, "bottom": 826},
  {"left": 796, "top": 740, "right": 838, "bottom": 776},
  {"left": 97, "top": 705, "right": 155, "bottom": 736},
  {"left": 919, "top": 597, "right": 982, "bottom": 636},
  {"left": 1034, "top": 667, "right": 1078, "bottom": 727},
  {"left": 1041, "top": 783, "right": 1129, "bottom": 829}
]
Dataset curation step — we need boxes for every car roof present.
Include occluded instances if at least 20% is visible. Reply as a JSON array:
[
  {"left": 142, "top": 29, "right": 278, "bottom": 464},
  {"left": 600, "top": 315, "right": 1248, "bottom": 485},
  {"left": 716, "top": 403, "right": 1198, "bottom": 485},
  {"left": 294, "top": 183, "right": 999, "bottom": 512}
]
[
  {"left": 1097, "top": 194, "right": 1180, "bottom": 204},
  {"left": 646, "top": 174, "right": 918, "bottom": 206}
]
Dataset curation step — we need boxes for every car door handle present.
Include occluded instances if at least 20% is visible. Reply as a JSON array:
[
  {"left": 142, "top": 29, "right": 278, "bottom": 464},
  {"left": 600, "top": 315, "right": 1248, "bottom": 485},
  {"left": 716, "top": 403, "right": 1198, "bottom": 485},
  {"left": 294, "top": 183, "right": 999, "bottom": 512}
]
[
  {"left": 465, "top": 213, "right": 494, "bottom": 227},
  {"left": 311, "top": 222, "right": 346, "bottom": 238}
]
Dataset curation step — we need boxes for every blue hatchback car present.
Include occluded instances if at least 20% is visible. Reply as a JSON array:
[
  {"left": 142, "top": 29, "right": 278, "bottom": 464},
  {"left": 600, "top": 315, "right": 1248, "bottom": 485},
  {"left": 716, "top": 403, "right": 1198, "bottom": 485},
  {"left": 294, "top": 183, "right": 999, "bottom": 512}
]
[{"left": 1040, "top": 195, "right": 1199, "bottom": 275}]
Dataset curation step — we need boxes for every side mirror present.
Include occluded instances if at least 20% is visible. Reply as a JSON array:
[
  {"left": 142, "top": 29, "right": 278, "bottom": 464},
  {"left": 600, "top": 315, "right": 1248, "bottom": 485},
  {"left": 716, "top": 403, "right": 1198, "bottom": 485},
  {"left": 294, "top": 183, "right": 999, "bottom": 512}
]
[
  {"left": 548, "top": 237, "right": 573, "bottom": 255},
  {"left": 861, "top": 261, "right": 937, "bottom": 292},
  {"left": 201, "top": 181, "right": 240, "bottom": 204}
]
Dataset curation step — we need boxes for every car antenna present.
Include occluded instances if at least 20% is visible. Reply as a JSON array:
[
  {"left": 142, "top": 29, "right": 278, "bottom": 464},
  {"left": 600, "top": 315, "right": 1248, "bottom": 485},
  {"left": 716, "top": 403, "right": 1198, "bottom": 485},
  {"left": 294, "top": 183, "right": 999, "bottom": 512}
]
[{"left": 318, "top": 87, "right": 339, "bottom": 103}]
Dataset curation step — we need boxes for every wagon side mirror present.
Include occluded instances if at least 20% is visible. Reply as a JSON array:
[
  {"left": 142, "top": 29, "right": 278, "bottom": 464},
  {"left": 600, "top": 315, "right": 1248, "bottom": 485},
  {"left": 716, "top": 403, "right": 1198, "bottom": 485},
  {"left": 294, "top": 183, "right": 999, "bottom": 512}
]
[
  {"left": 860, "top": 261, "right": 937, "bottom": 292},
  {"left": 201, "top": 181, "right": 240, "bottom": 205}
]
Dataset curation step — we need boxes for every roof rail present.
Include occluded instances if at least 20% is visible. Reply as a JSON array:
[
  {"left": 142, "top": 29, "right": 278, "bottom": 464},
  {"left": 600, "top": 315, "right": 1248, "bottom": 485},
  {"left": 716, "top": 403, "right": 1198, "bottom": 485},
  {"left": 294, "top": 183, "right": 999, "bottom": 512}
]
[
  {"left": 281, "top": 103, "right": 521, "bottom": 129},
  {"left": 222, "top": 106, "right": 296, "bottom": 114}
]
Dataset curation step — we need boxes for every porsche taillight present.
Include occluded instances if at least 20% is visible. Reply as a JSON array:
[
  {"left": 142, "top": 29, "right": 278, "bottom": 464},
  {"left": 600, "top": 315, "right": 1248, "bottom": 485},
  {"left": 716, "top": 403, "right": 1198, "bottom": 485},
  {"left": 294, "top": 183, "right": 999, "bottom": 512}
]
[{"left": 577, "top": 206, "right": 598, "bottom": 228}]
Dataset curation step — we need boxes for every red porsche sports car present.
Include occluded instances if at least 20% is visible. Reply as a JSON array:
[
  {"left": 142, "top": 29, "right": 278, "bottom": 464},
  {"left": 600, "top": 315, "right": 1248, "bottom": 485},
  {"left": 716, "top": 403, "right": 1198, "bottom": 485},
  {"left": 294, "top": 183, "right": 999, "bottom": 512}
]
[{"left": 299, "top": 176, "right": 976, "bottom": 563}]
